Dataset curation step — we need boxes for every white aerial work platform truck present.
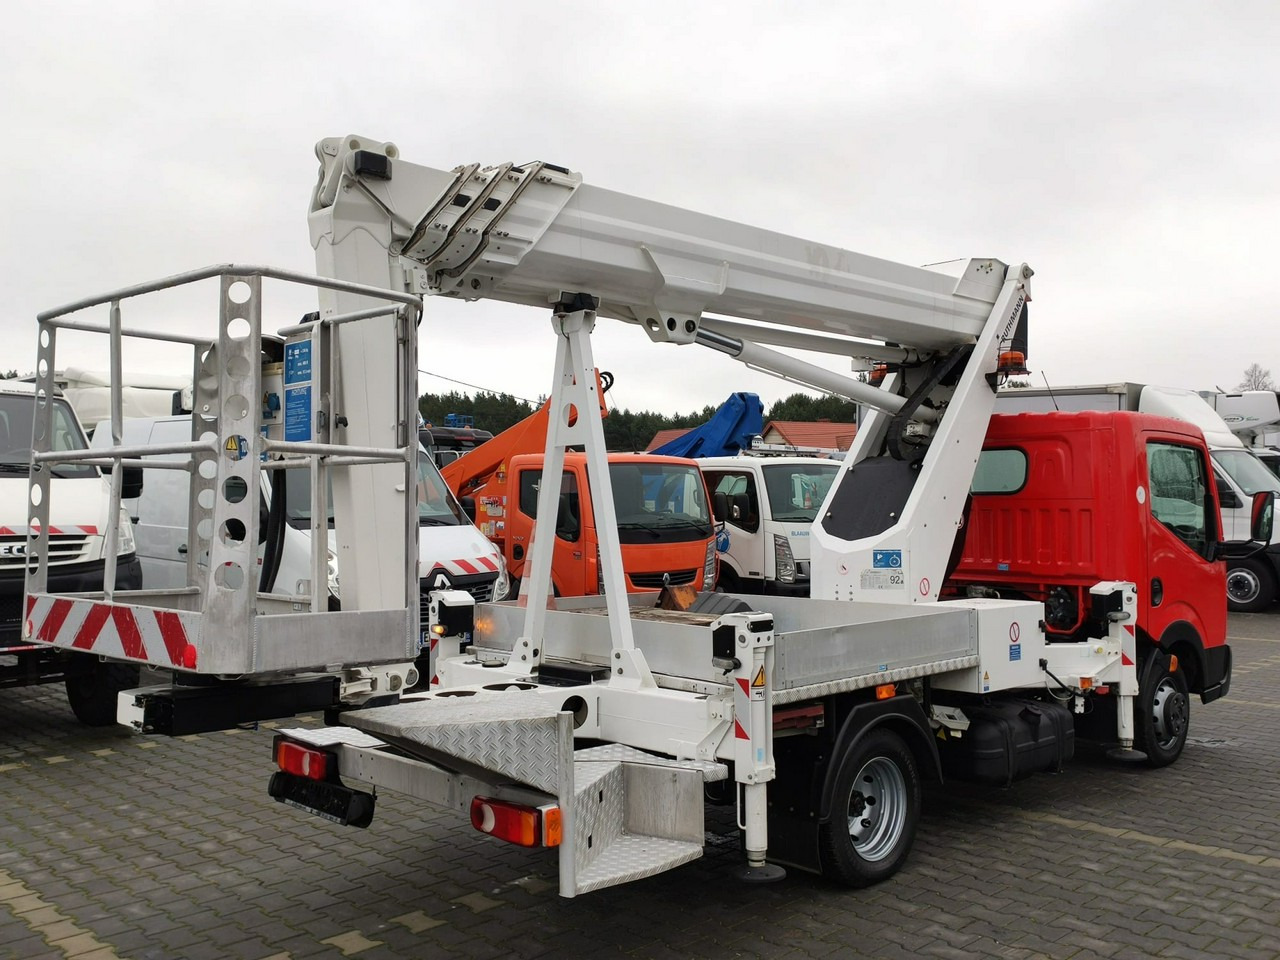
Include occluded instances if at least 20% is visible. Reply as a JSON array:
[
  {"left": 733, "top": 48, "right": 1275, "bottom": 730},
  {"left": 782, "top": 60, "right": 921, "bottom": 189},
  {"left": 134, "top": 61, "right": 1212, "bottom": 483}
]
[{"left": 22, "top": 137, "right": 1269, "bottom": 898}]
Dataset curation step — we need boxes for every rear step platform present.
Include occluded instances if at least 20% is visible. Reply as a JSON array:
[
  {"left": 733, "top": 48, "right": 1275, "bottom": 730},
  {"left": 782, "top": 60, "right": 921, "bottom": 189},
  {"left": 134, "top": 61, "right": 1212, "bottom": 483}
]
[{"left": 329, "top": 687, "right": 727, "bottom": 896}]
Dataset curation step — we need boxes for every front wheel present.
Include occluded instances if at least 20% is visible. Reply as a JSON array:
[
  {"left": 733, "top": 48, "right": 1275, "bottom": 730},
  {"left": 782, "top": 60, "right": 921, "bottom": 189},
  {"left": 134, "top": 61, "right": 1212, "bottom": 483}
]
[
  {"left": 818, "top": 728, "right": 920, "bottom": 887},
  {"left": 1135, "top": 652, "right": 1190, "bottom": 768},
  {"left": 1226, "top": 557, "right": 1275, "bottom": 613}
]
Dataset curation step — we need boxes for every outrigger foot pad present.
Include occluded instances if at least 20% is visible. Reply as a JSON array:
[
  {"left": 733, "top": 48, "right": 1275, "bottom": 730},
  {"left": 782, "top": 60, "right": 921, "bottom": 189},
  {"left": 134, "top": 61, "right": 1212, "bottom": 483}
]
[
  {"left": 1106, "top": 746, "right": 1148, "bottom": 763},
  {"left": 735, "top": 862, "right": 787, "bottom": 884}
]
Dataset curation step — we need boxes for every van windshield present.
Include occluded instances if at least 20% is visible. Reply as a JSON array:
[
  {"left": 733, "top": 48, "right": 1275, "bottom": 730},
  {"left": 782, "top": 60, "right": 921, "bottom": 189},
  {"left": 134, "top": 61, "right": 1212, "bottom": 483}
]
[
  {"left": 284, "top": 451, "right": 466, "bottom": 527},
  {"left": 1213, "top": 449, "right": 1280, "bottom": 496},
  {"left": 762, "top": 462, "right": 840, "bottom": 521},
  {"left": 0, "top": 394, "right": 97, "bottom": 479}
]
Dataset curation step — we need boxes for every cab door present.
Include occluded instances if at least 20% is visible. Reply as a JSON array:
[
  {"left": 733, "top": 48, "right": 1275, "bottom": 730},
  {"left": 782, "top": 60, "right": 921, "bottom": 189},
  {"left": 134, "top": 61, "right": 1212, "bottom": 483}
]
[
  {"left": 1143, "top": 437, "right": 1226, "bottom": 645},
  {"left": 511, "top": 466, "right": 586, "bottom": 596},
  {"left": 703, "top": 468, "right": 763, "bottom": 588}
]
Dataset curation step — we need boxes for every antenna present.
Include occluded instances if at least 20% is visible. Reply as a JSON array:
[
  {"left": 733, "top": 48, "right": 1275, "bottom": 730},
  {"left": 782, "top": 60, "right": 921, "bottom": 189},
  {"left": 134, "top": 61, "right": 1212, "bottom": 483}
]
[{"left": 1040, "top": 372, "right": 1061, "bottom": 412}]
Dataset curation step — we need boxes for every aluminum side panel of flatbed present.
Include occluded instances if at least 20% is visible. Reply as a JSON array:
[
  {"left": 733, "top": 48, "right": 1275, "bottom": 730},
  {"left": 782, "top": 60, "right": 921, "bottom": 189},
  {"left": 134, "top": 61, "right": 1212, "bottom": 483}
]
[{"left": 472, "top": 595, "right": 977, "bottom": 691}]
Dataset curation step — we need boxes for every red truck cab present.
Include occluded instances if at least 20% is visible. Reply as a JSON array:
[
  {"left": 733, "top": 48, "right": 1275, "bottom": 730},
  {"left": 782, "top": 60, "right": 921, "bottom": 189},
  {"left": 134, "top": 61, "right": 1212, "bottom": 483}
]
[{"left": 949, "top": 411, "right": 1231, "bottom": 703}]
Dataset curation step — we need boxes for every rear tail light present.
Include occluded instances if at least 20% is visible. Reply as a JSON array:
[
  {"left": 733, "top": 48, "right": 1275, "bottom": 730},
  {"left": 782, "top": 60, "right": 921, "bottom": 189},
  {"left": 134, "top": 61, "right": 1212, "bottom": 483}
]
[
  {"left": 470, "top": 796, "right": 562, "bottom": 847},
  {"left": 274, "top": 737, "right": 333, "bottom": 781},
  {"left": 703, "top": 538, "right": 717, "bottom": 588}
]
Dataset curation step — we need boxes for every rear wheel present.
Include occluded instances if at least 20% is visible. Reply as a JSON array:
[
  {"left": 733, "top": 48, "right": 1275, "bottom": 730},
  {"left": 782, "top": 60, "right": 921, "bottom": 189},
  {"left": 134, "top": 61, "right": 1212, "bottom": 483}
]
[
  {"left": 64, "top": 657, "right": 141, "bottom": 727},
  {"left": 818, "top": 728, "right": 920, "bottom": 887},
  {"left": 1135, "top": 652, "right": 1190, "bottom": 768},
  {"left": 1226, "top": 557, "right": 1275, "bottom": 613}
]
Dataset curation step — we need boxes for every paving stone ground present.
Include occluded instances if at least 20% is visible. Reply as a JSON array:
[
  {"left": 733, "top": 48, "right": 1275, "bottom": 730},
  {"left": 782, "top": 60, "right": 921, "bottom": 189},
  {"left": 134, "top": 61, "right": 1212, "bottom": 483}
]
[{"left": 2, "top": 614, "right": 1278, "bottom": 960}]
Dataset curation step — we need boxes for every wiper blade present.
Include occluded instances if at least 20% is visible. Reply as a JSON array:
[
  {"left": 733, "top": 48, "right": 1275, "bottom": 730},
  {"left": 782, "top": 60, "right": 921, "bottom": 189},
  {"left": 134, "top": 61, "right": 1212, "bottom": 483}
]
[{"left": 0, "top": 462, "right": 31, "bottom": 474}]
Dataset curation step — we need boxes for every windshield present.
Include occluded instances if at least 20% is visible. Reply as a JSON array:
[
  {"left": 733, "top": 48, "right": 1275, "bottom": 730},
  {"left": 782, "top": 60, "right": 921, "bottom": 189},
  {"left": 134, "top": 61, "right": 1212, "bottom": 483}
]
[
  {"left": 1213, "top": 449, "right": 1280, "bottom": 497},
  {"left": 762, "top": 462, "right": 840, "bottom": 521},
  {"left": 284, "top": 451, "right": 466, "bottom": 527},
  {"left": 610, "top": 461, "right": 712, "bottom": 542},
  {"left": 0, "top": 393, "right": 97, "bottom": 479}
]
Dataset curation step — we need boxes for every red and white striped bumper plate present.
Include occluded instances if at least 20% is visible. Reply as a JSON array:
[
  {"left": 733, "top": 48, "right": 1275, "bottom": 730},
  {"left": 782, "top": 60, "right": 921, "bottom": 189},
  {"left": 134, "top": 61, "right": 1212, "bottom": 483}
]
[
  {"left": 24, "top": 595, "right": 199, "bottom": 669},
  {"left": 432, "top": 555, "right": 499, "bottom": 578}
]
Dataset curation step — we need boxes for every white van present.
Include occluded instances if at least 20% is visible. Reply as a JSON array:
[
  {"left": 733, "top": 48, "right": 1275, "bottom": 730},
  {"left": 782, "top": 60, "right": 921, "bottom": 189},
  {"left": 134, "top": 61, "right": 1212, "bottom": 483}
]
[
  {"left": 97, "top": 416, "right": 510, "bottom": 626},
  {"left": 699, "top": 455, "right": 842, "bottom": 595},
  {"left": 1, "top": 379, "right": 144, "bottom": 724}
]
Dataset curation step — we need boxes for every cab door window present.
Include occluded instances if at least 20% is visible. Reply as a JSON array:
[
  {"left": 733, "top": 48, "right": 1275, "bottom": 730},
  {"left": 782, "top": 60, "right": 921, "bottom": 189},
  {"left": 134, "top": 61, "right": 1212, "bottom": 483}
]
[
  {"left": 707, "top": 471, "right": 759, "bottom": 533},
  {"left": 518, "top": 469, "right": 581, "bottom": 542},
  {"left": 1147, "top": 442, "right": 1211, "bottom": 558}
]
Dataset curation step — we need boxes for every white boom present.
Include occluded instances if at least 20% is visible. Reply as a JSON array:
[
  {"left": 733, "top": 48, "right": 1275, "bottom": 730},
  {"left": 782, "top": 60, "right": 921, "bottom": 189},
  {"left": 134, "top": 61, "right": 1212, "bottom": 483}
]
[{"left": 308, "top": 135, "right": 1032, "bottom": 620}]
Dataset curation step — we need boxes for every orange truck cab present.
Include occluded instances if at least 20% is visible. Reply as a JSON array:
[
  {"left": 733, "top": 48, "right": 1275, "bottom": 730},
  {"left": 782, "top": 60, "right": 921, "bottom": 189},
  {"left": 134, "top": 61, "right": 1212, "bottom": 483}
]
[{"left": 500, "top": 452, "right": 718, "bottom": 597}]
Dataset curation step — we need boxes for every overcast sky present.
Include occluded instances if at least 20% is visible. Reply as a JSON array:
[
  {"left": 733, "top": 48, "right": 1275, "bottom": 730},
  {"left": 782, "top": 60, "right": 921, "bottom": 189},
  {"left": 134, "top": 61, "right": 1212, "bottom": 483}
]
[{"left": 4, "top": 1, "right": 1278, "bottom": 418}]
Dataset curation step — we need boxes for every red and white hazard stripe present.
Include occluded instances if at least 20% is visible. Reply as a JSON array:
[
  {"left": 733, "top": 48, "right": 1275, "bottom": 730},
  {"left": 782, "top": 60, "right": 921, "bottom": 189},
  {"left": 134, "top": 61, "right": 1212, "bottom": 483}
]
[
  {"left": 24, "top": 595, "right": 198, "bottom": 668},
  {"left": 432, "top": 555, "right": 499, "bottom": 578},
  {"left": 734, "top": 677, "right": 750, "bottom": 740},
  {"left": 0, "top": 525, "right": 99, "bottom": 536}
]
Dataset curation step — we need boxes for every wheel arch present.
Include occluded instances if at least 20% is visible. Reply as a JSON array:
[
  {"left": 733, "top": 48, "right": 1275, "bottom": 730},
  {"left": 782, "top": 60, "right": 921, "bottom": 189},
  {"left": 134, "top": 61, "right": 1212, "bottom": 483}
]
[
  {"left": 1151, "top": 619, "right": 1208, "bottom": 694},
  {"left": 817, "top": 695, "right": 940, "bottom": 824}
]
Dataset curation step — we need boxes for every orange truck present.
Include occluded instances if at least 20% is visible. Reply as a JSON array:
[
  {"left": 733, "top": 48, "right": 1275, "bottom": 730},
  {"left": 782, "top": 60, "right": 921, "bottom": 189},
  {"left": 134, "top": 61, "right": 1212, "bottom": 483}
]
[
  {"left": 493, "top": 451, "right": 718, "bottom": 597},
  {"left": 440, "top": 376, "right": 718, "bottom": 597}
]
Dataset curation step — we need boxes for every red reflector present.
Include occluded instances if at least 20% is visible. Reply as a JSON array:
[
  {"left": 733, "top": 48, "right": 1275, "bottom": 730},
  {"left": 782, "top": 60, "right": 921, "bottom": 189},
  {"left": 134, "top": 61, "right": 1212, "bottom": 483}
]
[
  {"left": 470, "top": 796, "right": 559, "bottom": 848},
  {"left": 275, "top": 740, "right": 331, "bottom": 781}
]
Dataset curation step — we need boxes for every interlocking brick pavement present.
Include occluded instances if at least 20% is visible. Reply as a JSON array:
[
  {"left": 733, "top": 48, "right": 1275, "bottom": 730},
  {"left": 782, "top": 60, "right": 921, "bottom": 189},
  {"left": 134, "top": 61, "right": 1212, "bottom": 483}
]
[{"left": 1, "top": 614, "right": 1278, "bottom": 959}]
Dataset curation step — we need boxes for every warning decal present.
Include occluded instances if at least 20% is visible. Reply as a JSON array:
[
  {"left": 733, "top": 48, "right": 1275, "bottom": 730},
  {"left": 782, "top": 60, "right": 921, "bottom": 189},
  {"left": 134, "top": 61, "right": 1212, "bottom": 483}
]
[{"left": 751, "top": 666, "right": 766, "bottom": 700}]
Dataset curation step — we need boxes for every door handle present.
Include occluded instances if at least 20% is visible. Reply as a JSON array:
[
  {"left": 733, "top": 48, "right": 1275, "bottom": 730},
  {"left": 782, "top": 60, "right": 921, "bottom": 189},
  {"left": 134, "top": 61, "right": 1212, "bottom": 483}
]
[
  {"left": 178, "top": 544, "right": 188, "bottom": 555},
  {"left": 1150, "top": 578, "right": 1163, "bottom": 606}
]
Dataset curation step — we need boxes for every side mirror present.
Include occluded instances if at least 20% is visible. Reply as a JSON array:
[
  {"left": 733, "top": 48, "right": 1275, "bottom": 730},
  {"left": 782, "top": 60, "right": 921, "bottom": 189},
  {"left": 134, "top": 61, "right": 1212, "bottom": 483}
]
[
  {"left": 1216, "top": 478, "right": 1242, "bottom": 510},
  {"left": 109, "top": 465, "right": 144, "bottom": 500},
  {"left": 1215, "top": 490, "right": 1275, "bottom": 561},
  {"left": 712, "top": 491, "right": 728, "bottom": 523},
  {"left": 1251, "top": 490, "right": 1274, "bottom": 542},
  {"left": 460, "top": 495, "right": 477, "bottom": 522}
]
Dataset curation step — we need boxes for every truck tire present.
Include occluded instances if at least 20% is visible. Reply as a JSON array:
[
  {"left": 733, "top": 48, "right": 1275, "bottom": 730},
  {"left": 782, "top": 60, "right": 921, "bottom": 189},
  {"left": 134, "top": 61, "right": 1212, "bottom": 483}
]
[
  {"left": 1226, "top": 558, "right": 1275, "bottom": 613},
  {"left": 818, "top": 728, "right": 920, "bottom": 887},
  {"left": 1135, "top": 652, "right": 1189, "bottom": 768},
  {"left": 64, "top": 658, "right": 141, "bottom": 727}
]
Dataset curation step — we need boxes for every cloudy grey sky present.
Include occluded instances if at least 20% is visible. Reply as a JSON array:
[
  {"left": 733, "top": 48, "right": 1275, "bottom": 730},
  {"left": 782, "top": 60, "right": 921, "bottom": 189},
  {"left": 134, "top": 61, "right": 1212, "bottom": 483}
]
[{"left": 4, "top": 1, "right": 1278, "bottom": 417}]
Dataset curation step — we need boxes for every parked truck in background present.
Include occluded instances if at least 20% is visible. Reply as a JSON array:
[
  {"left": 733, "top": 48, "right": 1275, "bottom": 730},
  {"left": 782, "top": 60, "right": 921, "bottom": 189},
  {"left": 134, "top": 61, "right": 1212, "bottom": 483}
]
[
  {"left": 419, "top": 422, "right": 494, "bottom": 469},
  {"left": 442, "top": 377, "right": 717, "bottom": 597},
  {"left": 997, "top": 383, "right": 1280, "bottom": 612},
  {"left": 1201, "top": 389, "right": 1280, "bottom": 477},
  {"left": 1, "top": 379, "right": 143, "bottom": 724},
  {"left": 699, "top": 454, "right": 840, "bottom": 595},
  {"left": 469, "top": 451, "right": 717, "bottom": 597}
]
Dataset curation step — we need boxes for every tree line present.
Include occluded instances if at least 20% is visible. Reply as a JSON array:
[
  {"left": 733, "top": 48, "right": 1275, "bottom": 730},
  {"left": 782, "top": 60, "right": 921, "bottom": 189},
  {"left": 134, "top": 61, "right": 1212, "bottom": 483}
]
[{"left": 419, "top": 389, "right": 859, "bottom": 451}]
